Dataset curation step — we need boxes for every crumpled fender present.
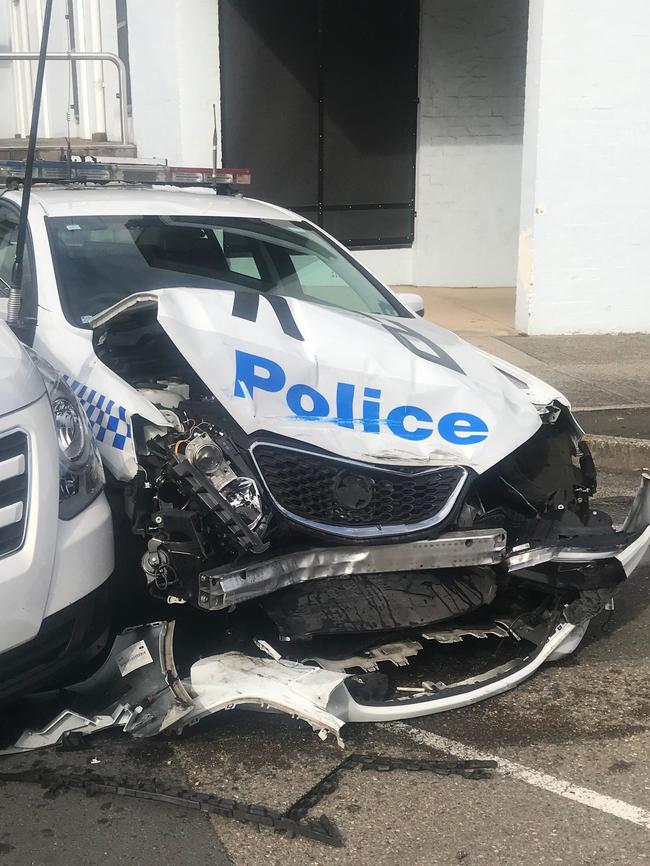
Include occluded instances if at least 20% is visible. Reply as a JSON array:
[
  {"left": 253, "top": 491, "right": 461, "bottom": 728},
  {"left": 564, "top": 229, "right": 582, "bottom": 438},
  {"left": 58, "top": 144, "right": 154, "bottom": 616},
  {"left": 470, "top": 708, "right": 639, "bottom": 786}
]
[{"left": 34, "top": 307, "right": 170, "bottom": 480}]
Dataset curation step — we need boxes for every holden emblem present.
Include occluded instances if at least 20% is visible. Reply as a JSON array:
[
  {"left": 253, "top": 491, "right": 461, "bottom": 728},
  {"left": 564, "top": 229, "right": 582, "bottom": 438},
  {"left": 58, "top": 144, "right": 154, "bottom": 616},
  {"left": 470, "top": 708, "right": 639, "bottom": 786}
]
[{"left": 332, "top": 472, "right": 375, "bottom": 511}]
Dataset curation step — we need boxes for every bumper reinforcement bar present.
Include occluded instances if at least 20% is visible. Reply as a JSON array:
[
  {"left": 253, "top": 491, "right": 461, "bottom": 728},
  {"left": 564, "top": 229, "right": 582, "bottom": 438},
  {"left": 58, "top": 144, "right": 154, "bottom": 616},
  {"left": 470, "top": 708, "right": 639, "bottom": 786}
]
[{"left": 198, "top": 529, "right": 508, "bottom": 610}]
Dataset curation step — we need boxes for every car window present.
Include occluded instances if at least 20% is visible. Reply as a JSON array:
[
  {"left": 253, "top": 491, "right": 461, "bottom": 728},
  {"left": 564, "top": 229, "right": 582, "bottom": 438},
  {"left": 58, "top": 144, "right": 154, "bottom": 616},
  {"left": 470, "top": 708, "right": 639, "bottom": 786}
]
[
  {"left": 222, "top": 232, "right": 262, "bottom": 280},
  {"left": 287, "top": 252, "right": 369, "bottom": 313},
  {"left": 0, "top": 204, "right": 18, "bottom": 295},
  {"left": 46, "top": 214, "right": 403, "bottom": 327},
  {"left": 0, "top": 203, "right": 35, "bottom": 304}
]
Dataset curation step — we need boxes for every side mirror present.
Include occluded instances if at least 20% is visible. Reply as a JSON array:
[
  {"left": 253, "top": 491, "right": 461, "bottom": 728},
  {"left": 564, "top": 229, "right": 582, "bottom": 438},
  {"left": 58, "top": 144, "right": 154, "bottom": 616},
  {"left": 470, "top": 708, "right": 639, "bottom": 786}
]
[{"left": 398, "top": 292, "right": 425, "bottom": 317}]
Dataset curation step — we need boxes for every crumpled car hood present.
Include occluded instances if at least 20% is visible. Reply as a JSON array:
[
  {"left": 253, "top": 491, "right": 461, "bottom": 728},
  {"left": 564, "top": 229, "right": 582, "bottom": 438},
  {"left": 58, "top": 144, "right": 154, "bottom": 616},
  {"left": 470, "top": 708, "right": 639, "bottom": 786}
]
[{"left": 95, "top": 287, "right": 547, "bottom": 473}]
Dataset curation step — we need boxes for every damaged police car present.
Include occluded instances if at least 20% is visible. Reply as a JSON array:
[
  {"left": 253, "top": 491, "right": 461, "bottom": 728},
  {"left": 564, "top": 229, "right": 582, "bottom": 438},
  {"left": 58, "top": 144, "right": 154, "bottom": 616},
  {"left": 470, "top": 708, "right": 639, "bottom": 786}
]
[{"left": 3, "top": 164, "right": 650, "bottom": 735}]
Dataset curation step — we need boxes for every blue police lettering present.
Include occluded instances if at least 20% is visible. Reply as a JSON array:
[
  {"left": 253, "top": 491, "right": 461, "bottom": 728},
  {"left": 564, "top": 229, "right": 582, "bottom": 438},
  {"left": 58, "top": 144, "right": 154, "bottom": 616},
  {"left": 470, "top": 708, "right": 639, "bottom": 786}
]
[
  {"left": 286, "top": 383, "right": 329, "bottom": 419},
  {"left": 233, "top": 350, "right": 285, "bottom": 398},
  {"left": 234, "top": 350, "right": 488, "bottom": 445},
  {"left": 335, "top": 382, "right": 355, "bottom": 429},
  {"left": 437, "top": 412, "right": 489, "bottom": 445},
  {"left": 386, "top": 405, "right": 433, "bottom": 442},
  {"left": 362, "top": 387, "right": 381, "bottom": 434}
]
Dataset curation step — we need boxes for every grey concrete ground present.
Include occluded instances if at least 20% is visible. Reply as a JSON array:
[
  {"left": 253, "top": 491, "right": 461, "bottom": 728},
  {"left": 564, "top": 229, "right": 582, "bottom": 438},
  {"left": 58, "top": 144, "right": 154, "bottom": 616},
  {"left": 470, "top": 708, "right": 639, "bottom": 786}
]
[
  {"left": 0, "top": 738, "right": 232, "bottom": 866},
  {"left": 471, "top": 333, "right": 650, "bottom": 457},
  {"left": 1, "top": 473, "right": 649, "bottom": 865},
  {"left": 470, "top": 333, "right": 650, "bottom": 412},
  {"left": 576, "top": 407, "right": 650, "bottom": 440}
]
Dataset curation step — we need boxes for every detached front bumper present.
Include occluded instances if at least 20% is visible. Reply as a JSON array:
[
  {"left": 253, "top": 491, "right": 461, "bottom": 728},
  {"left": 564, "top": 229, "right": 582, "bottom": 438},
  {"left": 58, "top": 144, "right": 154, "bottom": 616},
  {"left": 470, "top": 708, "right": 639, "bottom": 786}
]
[
  {"left": 7, "top": 475, "right": 649, "bottom": 752},
  {"left": 194, "top": 471, "right": 650, "bottom": 727},
  {"left": 335, "top": 473, "right": 650, "bottom": 721}
]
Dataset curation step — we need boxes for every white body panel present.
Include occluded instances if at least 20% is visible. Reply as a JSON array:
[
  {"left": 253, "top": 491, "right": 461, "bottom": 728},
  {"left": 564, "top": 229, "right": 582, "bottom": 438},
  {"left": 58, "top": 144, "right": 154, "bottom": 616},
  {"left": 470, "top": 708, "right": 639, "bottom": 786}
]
[
  {"left": 32, "top": 308, "right": 167, "bottom": 480},
  {"left": 155, "top": 287, "right": 542, "bottom": 471},
  {"left": 0, "top": 321, "right": 45, "bottom": 414},
  {"left": 0, "top": 324, "right": 114, "bottom": 655},
  {"left": 0, "top": 393, "right": 59, "bottom": 652},
  {"left": 44, "top": 493, "right": 115, "bottom": 618}
]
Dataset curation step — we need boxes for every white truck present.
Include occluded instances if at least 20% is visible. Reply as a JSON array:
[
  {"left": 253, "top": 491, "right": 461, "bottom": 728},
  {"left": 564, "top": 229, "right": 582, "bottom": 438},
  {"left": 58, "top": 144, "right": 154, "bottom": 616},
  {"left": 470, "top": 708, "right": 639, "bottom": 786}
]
[
  {"left": 1, "top": 158, "right": 649, "bottom": 725},
  {"left": 0, "top": 320, "right": 114, "bottom": 702}
]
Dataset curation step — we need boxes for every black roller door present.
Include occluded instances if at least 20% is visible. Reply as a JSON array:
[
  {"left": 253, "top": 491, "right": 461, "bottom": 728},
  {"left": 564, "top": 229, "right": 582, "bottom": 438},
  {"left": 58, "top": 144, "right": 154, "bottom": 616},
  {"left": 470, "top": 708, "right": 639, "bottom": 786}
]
[{"left": 219, "top": 0, "right": 419, "bottom": 248}]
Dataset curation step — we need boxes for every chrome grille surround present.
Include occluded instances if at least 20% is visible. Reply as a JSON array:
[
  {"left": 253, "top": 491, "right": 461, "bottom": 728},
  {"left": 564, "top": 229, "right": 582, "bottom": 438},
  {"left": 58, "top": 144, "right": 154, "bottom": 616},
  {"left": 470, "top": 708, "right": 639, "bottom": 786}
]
[{"left": 250, "top": 441, "right": 468, "bottom": 539}]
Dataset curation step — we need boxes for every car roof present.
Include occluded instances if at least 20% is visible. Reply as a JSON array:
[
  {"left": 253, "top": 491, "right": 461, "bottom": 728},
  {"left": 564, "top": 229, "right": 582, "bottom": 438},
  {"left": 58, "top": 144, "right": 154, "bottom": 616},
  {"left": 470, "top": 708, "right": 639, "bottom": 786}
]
[{"left": 1, "top": 186, "right": 298, "bottom": 221}]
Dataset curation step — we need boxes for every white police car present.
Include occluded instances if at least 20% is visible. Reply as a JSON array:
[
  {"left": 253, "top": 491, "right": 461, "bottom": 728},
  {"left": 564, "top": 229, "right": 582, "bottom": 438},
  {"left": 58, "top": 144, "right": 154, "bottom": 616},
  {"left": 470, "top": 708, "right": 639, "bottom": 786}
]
[{"left": 1, "top": 161, "right": 649, "bottom": 722}]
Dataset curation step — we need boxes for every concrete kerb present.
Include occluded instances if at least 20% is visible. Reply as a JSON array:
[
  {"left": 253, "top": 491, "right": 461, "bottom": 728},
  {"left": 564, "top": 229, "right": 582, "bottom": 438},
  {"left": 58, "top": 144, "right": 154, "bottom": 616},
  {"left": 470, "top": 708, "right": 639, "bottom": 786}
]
[{"left": 586, "top": 435, "right": 650, "bottom": 472}]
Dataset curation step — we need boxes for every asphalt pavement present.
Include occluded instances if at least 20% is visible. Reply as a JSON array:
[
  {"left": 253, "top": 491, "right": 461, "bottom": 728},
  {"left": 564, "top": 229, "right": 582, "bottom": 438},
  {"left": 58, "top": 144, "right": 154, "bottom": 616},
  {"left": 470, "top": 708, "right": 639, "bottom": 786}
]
[{"left": 1, "top": 472, "right": 649, "bottom": 865}]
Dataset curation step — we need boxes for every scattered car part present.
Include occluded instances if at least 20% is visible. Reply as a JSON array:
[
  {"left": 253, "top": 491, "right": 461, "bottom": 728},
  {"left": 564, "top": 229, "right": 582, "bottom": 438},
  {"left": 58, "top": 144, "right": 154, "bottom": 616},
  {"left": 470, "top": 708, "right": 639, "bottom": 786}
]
[
  {"left": 421, "top": 625, "right": 511, "bottom": 644},
  {"left": 254, "top": 638, "right": 283, "bottom": 660},
  {"left": 0, "top": 754, "right": 497, "bottom": 848},
  {"left": 338, "top": 618, "right": 582, "bottom": 721},
  {"left": 0, "top": 607, "right": 596, "bottom": 755},
  {"left": 304, "top": 640, "right": 423, "bottom": 673},
  {"left": 0, "top": 766, "right": 343, "bottom": 847},
  {"left": 285, "top": 753, "right": 497, "bottom": 826},
  {"left": 67, "top": 621, "right": 194, "bottom": 739},
  {"left": 181, "top": 652, "right": 351, "bottom": 745},
  {"left": 1, "top": 706, "right": 131, "bottom": 756},
  {"left": 0, "top": 622, "right": 190, "bottom": 755}
]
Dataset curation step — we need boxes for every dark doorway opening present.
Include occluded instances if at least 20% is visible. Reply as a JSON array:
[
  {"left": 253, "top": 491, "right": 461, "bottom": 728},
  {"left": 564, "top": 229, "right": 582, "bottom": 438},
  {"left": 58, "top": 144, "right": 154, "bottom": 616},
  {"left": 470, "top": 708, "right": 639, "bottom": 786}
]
[{"left": 219, "top": 0, "right": 419, "bottom": 249}]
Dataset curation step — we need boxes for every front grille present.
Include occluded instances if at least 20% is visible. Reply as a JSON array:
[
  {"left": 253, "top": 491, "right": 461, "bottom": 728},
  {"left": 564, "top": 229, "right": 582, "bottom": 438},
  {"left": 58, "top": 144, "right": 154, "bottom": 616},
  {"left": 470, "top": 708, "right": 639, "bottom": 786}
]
[
  {"left": 252, "top": 443, "right": 466, "bottom": 535},
  {"left": 0, "top": 430, "right": 29, "bottom": 557}
]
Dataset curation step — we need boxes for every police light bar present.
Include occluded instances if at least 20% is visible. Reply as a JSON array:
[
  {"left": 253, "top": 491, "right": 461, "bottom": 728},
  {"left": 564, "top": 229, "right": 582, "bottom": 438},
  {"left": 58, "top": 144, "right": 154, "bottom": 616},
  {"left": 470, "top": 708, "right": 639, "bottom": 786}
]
[{"left": 0, "top": 159, "right": 252, "bottom": 187}]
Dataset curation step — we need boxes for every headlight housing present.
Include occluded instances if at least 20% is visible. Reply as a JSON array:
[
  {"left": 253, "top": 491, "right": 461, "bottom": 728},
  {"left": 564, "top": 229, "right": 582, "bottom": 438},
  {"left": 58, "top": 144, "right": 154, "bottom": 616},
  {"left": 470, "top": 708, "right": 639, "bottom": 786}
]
[{"left": 28, "top": 351, "right": 105, "bottom": 519}]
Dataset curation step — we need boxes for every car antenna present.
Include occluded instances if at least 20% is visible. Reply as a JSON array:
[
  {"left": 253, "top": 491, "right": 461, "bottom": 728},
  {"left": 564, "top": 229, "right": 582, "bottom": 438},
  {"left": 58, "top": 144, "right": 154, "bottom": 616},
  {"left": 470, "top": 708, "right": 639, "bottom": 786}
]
[
  {"left": 212, "top": 102, "right": 219, "bottom": 193},
  {"left": 64, "top": 136, "right": 73, "bottom": 181},
  {"left": 7, "top": 0, "right": 54, "bottom": 332}
]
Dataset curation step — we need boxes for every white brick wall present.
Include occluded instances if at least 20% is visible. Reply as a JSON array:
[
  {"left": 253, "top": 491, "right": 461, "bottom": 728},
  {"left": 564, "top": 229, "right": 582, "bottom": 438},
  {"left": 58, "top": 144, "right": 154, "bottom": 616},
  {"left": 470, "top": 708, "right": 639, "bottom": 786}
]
[
  {"left": 517, "top": 0, "right": 650, "bottom": 334},
  {"left": 128, "top": 0, "right": 220, "bottom": 166},
  {"left": 413, "top": 0, "right": 529, "bottom": 287}
]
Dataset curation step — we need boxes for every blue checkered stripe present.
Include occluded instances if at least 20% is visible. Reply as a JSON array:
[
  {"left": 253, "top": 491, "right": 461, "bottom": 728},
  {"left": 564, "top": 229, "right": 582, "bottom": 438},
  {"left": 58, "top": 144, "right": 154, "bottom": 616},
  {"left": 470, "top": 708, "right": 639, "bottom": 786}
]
[{"left": 64, "top": 376, "right": 133, "bottom": 451}]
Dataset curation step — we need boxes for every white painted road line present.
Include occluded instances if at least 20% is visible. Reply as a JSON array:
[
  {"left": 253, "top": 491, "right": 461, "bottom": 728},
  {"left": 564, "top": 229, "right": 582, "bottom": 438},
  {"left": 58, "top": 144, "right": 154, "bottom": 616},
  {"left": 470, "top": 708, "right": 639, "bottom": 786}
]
[{"left": 390, "top": 722, "right": 650, "bottom": 831}]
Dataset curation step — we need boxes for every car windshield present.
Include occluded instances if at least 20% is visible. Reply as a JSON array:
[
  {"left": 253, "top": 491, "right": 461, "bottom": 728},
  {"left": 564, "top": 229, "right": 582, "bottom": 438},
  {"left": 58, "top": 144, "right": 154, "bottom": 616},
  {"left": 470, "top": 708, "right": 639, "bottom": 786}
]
[{"left": 45, "top": 214, "right": 402, "bottom": 327}]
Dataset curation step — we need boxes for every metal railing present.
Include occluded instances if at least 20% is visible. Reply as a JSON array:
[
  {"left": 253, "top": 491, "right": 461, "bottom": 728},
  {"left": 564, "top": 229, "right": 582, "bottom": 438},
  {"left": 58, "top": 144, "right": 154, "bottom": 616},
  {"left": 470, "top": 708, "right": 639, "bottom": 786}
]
[{"left": 0, "top": 51, "right": 130, "bottom": 145}]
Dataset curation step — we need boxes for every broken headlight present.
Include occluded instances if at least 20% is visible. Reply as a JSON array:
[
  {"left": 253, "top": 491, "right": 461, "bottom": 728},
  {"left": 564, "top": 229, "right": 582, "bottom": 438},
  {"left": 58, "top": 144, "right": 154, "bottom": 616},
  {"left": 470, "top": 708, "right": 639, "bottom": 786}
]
[
  {"left": 29, "top": 352, "right": 105, "bottom": 519},
  {"left": 185, "top": 431, "right": 263, "bottom": 529},
  {"left": 221, "top": 476, "right": 263, "bottom": 529}
]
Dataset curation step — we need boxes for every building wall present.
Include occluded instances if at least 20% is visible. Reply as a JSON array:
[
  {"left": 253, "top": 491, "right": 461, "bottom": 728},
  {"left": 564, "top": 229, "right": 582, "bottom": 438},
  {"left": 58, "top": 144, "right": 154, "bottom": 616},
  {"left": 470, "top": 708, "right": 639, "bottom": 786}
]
[
  {"left": 517, "top": 0, "right": 650, "bottom": 334},
  {"left": 124, "top": 0, "right": 528, "bottom": 290},
  {"left": 413, "top": 0, "right": 528, "bottom": 288},
  {"left": 127, "top": 0, "right": 220, "bottom": 166}
]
